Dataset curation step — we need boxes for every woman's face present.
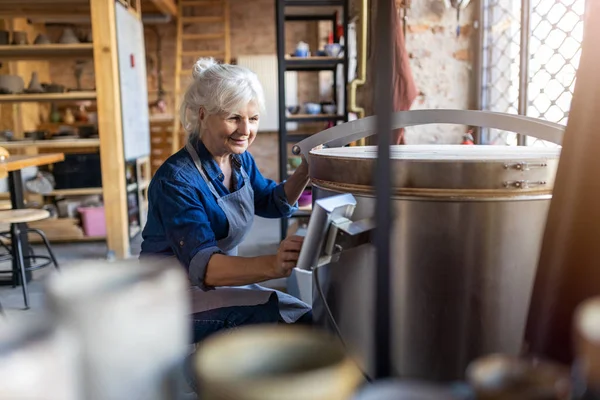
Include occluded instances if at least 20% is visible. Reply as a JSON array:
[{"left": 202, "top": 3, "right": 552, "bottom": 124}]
[{"left": 200, "top": 101, "right": 260, "bottom": 156}]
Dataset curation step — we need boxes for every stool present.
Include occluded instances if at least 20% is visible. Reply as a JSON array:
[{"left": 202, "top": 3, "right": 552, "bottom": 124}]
[{"left": 0, "top": 209, "right": 60, "bottom": 309}]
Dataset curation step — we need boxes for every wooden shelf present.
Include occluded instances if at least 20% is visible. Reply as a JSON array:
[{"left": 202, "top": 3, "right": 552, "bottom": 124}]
[
  {"left": 38, "top": 121, "right": 97, "bottom": 131},
  {"left": 293, "top": 204, "right": 312, "bottom": 218},
  {"left": 286, "top": 113, "right": 344, "bottom": 122},
  {"left": 0, "top": 91, "right": 96, "bottom": 103},
  {"left": 285, "top": 0, "right": 345, "bottom": 6},
  {"left": 42, "top": 187, "right": 103, "bottom": 196},
  {"left": 284, "top": 55, "right": 341, "bottom": 61},
  {"left": 0, "top": 43, "right": 94, "bottom": 60},
  {"left": 0, "top": 139, "right": 100, "bottom": 149},
  {"left": 285, "top": 57, "right": 343, "bottom": 71}
]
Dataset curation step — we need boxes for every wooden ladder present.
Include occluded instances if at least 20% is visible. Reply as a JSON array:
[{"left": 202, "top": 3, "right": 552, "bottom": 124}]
[{"left": 171, "top": 0, "right": 231, "bottom": 153}]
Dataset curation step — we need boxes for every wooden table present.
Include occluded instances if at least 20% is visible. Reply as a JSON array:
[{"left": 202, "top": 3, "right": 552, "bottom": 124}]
[{"left": 0, "top": 154, "right": 65, "bottom": 285}]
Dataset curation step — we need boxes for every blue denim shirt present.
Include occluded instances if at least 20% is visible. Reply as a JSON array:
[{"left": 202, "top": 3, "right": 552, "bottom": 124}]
[{"left": 140, "top": 139, "right": 297, "bottom": 286}]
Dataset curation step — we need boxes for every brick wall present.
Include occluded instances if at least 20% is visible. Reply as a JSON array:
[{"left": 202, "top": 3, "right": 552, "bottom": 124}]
[{"left": 357, "top": 0, "right": 476, "bottom": 144}]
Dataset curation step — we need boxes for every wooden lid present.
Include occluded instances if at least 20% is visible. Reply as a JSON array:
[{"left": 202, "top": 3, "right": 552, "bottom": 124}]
[{"left": 308, "top": 145, "right": 561, "bottom": 195}]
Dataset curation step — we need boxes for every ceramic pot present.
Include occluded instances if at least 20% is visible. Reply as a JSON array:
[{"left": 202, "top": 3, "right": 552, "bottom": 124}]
[
  {"left": 34, "top": 33, "right": 51, "bottom": 45},
  {"left": 194, "top": 326, "right": 364, "bottom": 400},
  {"left": 58, "top": 28, "right": 79, "bottom": 44},
  {"left": 324, "top": 43, "right": 342, "bottom": 57},
  {"left": 352, "top": 380, "right": 465, "bottom": 400},
  {"left": 26, "top": 72, "right": 44, "bottom": 93},
  {"left": 304, "top": 102, "right": 321, "bottom": 115},
  {"left": 322, "top": 104, "right": 337, "bottom": 114},
  {"left": 0, "top": 31, "right": 9, "bottom": 45},
  {"left": 63, "top": 108, "right": 75, "bottom": 124},
  {"left": 43, "top": 83, "right": 65, "bottom": 93},
  {"left": 44, "top": 261, "right": 189, "bottom": 400},
  {"left": 11, "top": 31, "right": 28, "bottom": 45},
  {"left": 0, "top": 75, "right": 25, "bottom": 94},
  {"left": 50, "top": 104, "right": 61, "bottom": 123}
]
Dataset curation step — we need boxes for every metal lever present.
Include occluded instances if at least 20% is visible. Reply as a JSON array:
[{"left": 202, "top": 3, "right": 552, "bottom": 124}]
[
  {"left": 296, "top": 193, "right": 377, "bottom": 271},
  {"left": 314, "top": 216, "right": 376, "bottom": 267}
]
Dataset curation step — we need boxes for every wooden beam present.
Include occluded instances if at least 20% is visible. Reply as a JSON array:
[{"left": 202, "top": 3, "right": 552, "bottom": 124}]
[
  {"left": 148, "top": 0, "right": 177, "bottom": 18},
  {"left": 90, "top": 0, "right": 130, "bottom": 259}
]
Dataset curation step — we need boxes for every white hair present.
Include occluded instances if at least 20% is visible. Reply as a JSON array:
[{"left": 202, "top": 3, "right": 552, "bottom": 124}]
[{"left": 179, "top": 57, "right": 266, "bottom": 141}]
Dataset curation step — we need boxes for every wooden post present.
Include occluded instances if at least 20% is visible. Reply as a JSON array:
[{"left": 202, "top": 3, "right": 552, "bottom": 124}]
[
  {"left": 525, "top": 0, "right": 600, "bottom": 364},
  {"left": 172, "top": 0, "right": 183, "bottom": 154},
  {"left": 90, "top": 0, "right": 130, "bottom": 259},
  {"left": 224, "top": 0, "right": 231, "bottom": 64}
]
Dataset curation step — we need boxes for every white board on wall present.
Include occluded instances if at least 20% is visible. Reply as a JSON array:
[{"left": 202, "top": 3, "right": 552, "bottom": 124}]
[{"left": 115, "top": 2, "right": 151, "bottom": 161}]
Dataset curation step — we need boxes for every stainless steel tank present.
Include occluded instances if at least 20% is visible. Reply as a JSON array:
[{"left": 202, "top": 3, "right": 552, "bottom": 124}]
[{"left": 291, "top": 110, "right": 565, "bottom": 382}]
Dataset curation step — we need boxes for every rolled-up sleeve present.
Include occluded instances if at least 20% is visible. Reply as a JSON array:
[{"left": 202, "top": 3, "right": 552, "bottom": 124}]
[
  {"left": 244, "top": 153, "right": 298, "bottom": 218},
  {"left": 156, "top": 179, "right": 221, "bottom": 290}
]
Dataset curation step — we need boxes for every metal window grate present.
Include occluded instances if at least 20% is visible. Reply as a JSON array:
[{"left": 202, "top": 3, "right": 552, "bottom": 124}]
[
  {"left": 482, "top": 0, "right": 522, "bottom": 146},
  {"left": 481, "top": 0, "right": 585, "bottom": 147}
]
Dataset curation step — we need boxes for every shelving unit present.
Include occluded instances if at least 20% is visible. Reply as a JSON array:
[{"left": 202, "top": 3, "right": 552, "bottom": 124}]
[
  {"left": 0, "top": 0, "right": 164, "bottom": 258},
  {"left": 275, "top": 0, "right": 350, "bottom": 240},
  {"left": 0, "top": 39, "right": 102, "bottom": 243}
]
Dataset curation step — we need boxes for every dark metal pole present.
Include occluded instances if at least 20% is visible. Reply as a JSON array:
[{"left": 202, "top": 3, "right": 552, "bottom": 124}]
[
  {"left": 473, "top": 0, "right": 485, "bottom": 144},
  {"left": 275, "top": 0, "right": 288, "bottom": 240},
  {"left": 517, "top": 0, "right": 531, "bottom": 146},
  {"left": 343, "top": 1, "right": 350, "bottom": 122},
  {"left": 374, "top": 0, "right": 394, "bottom": 379}
]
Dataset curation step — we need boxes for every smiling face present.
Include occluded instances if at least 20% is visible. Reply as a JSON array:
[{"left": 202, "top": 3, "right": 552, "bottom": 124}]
[{"left": 199, "top": 101, "right": 260, "bottom": 157}]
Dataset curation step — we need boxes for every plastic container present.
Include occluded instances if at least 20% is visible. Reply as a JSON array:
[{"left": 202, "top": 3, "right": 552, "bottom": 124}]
[
  {"left": 298, "top": 189, "right": 312, "bottom": 207},
  {"left": 78, "top": 206, "right": 106, "bottom": 237}
]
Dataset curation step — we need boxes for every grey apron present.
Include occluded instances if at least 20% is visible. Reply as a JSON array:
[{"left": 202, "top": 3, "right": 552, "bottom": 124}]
[{"left": 185, "top": 142, "right": 310, "bottom": 323}]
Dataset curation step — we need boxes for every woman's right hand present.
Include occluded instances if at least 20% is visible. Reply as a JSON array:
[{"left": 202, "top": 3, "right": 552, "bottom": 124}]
[{"left": 272, "top": 235, "right": 304, "bottom": 278}]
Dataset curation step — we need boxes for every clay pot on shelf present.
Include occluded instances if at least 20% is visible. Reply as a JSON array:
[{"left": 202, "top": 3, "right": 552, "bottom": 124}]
[
  {"left": 0, "top": 31, "right": 9, "bottom": 45},
  {"left": 24, "top": 131, "right": 48, "bottom": 140},
  {"left": 49, "top": 104, "right": 61, "bottom": 123},
  {"left": 11, "top": 31, "right": 28, "bottom": 45},
  {"left": 43, "top": 83, "right": 65, "bottom": 93},
  {"left": 58, "top": 28, "right": 79, "bottom": 44},
  {"left": 63, "top": 108, "right": 75, "bottom": 124},
  {"left": 33, "top": 33, "right": 52, "bottom": 45},
  {"left": 26, "top": 72, "right": 45, "bottom": 93},
  {"left": 0, "top": 75, "right": 25, "bottom": 94}
]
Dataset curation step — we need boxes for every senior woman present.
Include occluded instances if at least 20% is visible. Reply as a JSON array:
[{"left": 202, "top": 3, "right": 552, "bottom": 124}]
[{"left": 140, "top": 57, "right": 312, "bottom": 342}]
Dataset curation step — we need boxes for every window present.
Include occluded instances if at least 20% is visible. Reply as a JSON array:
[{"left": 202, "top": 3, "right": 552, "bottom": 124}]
[{"left": 481, "top": 0, "right": 585, "bottom": 146}]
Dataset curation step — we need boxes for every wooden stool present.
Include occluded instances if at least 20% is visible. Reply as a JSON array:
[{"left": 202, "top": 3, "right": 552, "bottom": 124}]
[{"left": 0, "top": 209, "right": 60, "bottom": 309}]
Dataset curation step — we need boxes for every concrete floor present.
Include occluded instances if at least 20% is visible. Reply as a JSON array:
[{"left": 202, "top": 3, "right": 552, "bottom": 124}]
[{"left": 0, "top": 216, "right": 283, "bottom": 317}]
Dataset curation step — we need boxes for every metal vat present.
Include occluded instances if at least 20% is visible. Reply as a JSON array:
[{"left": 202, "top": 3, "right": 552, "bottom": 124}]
[
  {"left": 292, "top": 110, "right": 565, "bottom": 382},
  {"left": 310, "top": 145, "right": 560, "bottom": 381}
]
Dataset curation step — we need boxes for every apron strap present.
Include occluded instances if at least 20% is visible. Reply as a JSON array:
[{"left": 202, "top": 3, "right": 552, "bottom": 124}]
[{"left": 185, "top": 142, "right": 221, "bottom": 200}]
